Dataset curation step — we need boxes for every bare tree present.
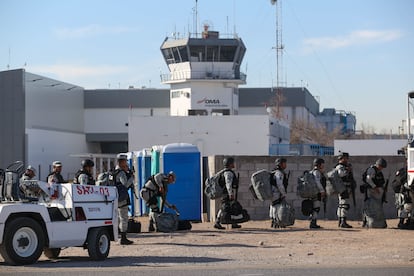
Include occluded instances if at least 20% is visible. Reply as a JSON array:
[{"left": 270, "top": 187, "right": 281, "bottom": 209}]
[{"left": 290, "top": 119, "right": 342, "bottom": 146}]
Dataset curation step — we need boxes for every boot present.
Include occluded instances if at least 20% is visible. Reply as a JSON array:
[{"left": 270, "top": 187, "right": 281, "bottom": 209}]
[
  {"left": 398, "top": 218, "right": 405, "bottom": 229},
  {"left": 362, "top": 219, "right": 367, "bottom": 228},
  {"left": 310, "top": 219, "right": 321, "bottom": 229},
  {"left": 148, "top": 219, "right": 155, "bottom": 232},
  {"left": 214, "top": 222, "right": 225, "bottom": 230},
  {"left": 406, "top": 218, "right": 413, "bottom": 228},
  {"left": 119, "top": 232, "right": 133, "bottom": 245},
  {"left": 231, "top": 223, "right": 241, "bottom": 229},
  {"left": 339, "top": 217, "right": 353, "bottom": 228}
]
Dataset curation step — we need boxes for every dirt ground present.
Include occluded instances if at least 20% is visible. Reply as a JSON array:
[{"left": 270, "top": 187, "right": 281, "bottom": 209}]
[{"left": 1, "top": 218, "right": 414, "bottom": 271}]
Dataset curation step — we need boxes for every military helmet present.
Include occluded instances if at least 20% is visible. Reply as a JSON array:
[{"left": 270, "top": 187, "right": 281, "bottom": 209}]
[
  {"left": 167, "top": 171, "right": 176, "bottom": 182},
  {"left": 117, "top": 153, "right": 128, "bottom": 161},
  {"left": 81, "top": 159, "right": 94, "bottom": 168},
  {"left": 223, "top": 157, "right": 235, "bottom": 167},
  {"left": 275, "top": 158, "right": 287, "bottom": 166},
  {"left": 313, "top": 158, "right": 325, "bottom": 166},
  {"left": 375, "top": 158, "right": 387, "bottom": 168},
  {"left": 337, "top": 152, "right": 349, "bottom": 160},
  {"left": 26, "top": 165, "right": 36, "bottom": 175}
]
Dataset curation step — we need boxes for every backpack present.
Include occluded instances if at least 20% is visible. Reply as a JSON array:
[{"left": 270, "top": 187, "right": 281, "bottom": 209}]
[
  {"left": 219, "top": 200, "right": 250, "bottom": 224},
  {"left": 96, "top": 170, "right": 129, "bottom": 202},
  {"left": 326, "top": 168, "right": 346, "bottom": 196},
  {"left": 360, "top": 167, "right": 370, "bottom": 193},
  {"left": 297, "top": 170, "right": 320, "bottom": 198},
  {"left": 271, "top": 201, "right": 295, "bottom": 227},
  {"left": 249, "top": 169, "right": 276, "bottom": 201},
  {"left": 392, "top": 167, "right": 407, "bottom": 193},
  {"left": 204, "top": 169, "right": 226, "bottom": 200},
  {"left": 96, "top": 172, "right": 113, "bottom": 186},
  {"left": 363, "top": 198, "right": 387, "bottom": 228},
  {"left": 301, "top": 199, "right": 314, "bottom": 216},
  {"left": 150, "top": 212, "right": 178, "bottom": 232},
  {"left": 140, "top": 175, "right": 160, "bottom": 205}
]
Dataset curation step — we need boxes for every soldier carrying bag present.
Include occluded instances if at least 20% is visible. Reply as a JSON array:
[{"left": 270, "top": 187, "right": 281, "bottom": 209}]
[
  {"left": 326, "top": 168, "right": 346, "bottom": 196},
  {"left": 297, "top": 170, "right": 320, "bottom": 199},
  {"left": 249, "top": 169, "right": 276, "bottom": 201},
  {"left": 204, "top": 169, "right": 226, "bottom": 200}
]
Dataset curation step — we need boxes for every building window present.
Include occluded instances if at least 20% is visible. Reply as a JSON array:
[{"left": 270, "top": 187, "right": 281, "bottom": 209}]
[
  {"left": 220, "top": 46, "right": 237, "bottom": 61},
  {"left": 171, "top": 91, "right": 181, "bottom": 98},
  {"left": 211, "top": 109, "right": 230, "bottom": 116},
  {"left": 178, "top": 46, "right": 189, "bottom": 62},
  {"left": 188, "top": 109, "right": 208, "bottom": 116}
]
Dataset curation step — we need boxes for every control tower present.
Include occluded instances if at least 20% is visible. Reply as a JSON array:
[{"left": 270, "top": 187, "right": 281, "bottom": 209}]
[{"left": 160, "top": 24, "right": 246, "bottom": 116}]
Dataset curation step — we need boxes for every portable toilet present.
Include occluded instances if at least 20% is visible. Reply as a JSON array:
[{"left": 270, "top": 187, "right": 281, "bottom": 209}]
[
  {"left": 137, "top": 148, "right": 152, "bottom": 215},
  {"left": 161, "top": 143, "right": 201, "bottom": 221},
  {"left": 151, "top": 145, "right": 163, "bottom": 175},
  {"left": 126, "top": 152, "right": 136, "bottom": 217}
]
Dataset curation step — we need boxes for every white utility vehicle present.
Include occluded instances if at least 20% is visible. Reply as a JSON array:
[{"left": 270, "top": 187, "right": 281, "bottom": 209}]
[{"left": 0, "top": 163, "right": 118, "bottom": 265}]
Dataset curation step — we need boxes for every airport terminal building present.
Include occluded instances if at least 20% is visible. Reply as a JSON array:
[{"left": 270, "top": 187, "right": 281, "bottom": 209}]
[{"left": 0, "top": 68, "right": 357, "bottom": 180}]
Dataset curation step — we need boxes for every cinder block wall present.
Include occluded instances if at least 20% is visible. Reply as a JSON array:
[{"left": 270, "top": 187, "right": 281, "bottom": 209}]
[{"left": 206, "top": 155, "right": 405, "bottom": 222}]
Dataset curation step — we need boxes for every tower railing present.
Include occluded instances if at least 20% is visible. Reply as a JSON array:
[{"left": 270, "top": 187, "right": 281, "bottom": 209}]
[{"left": 160, "top": 71, "right": 246, "bottom": 82}]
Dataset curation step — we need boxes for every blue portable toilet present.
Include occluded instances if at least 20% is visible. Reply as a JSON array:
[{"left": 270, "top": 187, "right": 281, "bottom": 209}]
[
  {"left": 126, "top": 152, "right": 136, "bottom": 217},
  {"left": 137, "top": 148, "right": 152, "bottom": 215},
  {"left": 161, "top": 143, "right": 201, "bottom": 221}
]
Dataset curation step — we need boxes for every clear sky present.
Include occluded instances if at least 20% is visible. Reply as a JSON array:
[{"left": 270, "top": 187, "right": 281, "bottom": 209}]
[{"left": 1, "top": 0, "right": 413, "bottom": 134}]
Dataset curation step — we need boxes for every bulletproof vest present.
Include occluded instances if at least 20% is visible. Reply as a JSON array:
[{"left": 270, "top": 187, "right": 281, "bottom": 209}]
[
  {"left": 112, "top": 169, "right": 123, "bottom": 185},
  {"left": 371, "top": 166, "right": 386, "bottom": 188},
  {"left": 73, "top": 169, "right": 95, "bottom": 185},
  {"left": 320, "top": 172, "right": 327, "bottom": 189},
  {"left": 220, "top": 168, "right": 239, "bottom": 191},
  {"left": 46, "top": 172, "right": 64, "bottom": 183},
  {"left": 335, "top": 163, "right": 353, "bottom": 183},
  {"left": 275, "top": 167, "right": 288, "bottom": 190}
]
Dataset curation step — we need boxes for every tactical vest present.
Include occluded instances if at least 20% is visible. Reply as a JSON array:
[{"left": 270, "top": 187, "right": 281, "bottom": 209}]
[
  {"left": 314, "top": 169, "right": 327, "bottom": 189},
  {"left": 73, "top": 169, "right": 95, "bottom": 185},
  {"left": 219, "top": 168, "right": 239, "bottom": 193},
  {"left": 370, "top": 166, "right": 386, "bottom": 188},
  {"left": 112, "top": 169, "right": 122, "bottom": 185},
  {"left": 275, "top": 166, "right": 288, "bottom": 190},
  {"left": 335, "top": 163, "right": 353, "bottom": 183},
  {"left": 46, "top": 172, "right": 64, "bottom": 183}
]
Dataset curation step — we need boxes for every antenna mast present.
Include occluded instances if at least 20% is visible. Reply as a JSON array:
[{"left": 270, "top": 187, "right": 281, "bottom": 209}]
[
  {"left": 271, "top": 0, "right": 284, "bottom": 118},
  {"left": 194, "top": 0, "right": 199, "bottom": 37}
]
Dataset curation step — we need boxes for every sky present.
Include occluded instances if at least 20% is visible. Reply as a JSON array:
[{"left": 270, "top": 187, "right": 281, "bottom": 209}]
[{"left": 1, "top": 0, "right": 413, "bottom": 134}]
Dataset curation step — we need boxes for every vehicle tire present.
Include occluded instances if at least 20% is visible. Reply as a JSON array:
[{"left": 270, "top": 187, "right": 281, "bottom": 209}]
[
  {"left": 0, "top": 217, "right": 45, "bottom": 265},
  {"left": 87, "top": 228, "right": 110, "bottom": 261},
  {"left": 43, "top": 248, "right": 61, "bottom": 259}
]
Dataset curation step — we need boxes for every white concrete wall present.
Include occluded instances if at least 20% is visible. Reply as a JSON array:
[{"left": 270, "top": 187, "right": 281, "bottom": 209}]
[
  {"left": 26, "top": 128, "right": 92, "bottom": 181},
  {"left": 334, "top": 139, "right": 407, "bottom": 156},
  {"left": 128, "top": 115, "right": 271, "bottom": 156},
  {"left": 170, "top": 81, "right": 238, "bottom": 116}
]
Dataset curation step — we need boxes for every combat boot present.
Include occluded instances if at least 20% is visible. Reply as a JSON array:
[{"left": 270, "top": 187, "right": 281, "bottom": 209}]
[
  {"left": 231, "top": 223, "right": 241, "bottom": 229},
  {"left": 404, "top": 218, "right": 412, "bottom": 229},
  {"left": 148, "top": 219, "right": 155, "bottom": 232},
  {"left": 119, "top": 232, "right": 133, "bottom": 245},
  {"left": 398, "top": 218, "right": 406, "bottom": 229},
  {"left": 310, "top": 219, "right": 321, "bottom": 229},
  {"left": 214, "top": 222, "right": 225, "bottom": 230},
  {"left": 339, "top": 217, "right": 353, "bottom": 228}
]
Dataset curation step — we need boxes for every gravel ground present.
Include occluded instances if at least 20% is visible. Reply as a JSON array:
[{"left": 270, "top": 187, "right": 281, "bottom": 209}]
[{"left": 1, "top": 218, "right": 413, "bottom": 272}]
